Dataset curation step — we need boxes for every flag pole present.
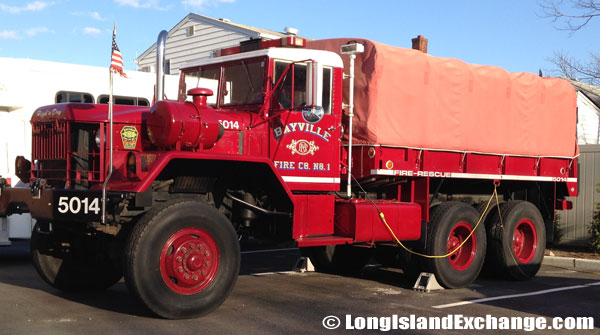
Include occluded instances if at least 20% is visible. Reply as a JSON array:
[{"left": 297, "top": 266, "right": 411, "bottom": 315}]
[{"left": 102, "top": 23, "right": 117, "bottom": 224}]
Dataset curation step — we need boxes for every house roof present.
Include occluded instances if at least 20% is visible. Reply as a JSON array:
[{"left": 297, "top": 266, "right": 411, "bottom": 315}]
[
  {"left": 135, "top": 13, "right": 294, "bottom": 62},
  {"left": 569, "top": 79, "right": 600, "bottom": 108}
]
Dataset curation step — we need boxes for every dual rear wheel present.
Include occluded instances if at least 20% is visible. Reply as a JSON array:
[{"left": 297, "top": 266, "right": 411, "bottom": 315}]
[{"left": 424, "top": 200, "right": 545, "bottom": 288}]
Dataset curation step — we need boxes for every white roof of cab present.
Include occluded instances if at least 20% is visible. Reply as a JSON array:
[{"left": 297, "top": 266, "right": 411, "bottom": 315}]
[{"left": 181, "top": 47, "right": 344, "bottom": 70}]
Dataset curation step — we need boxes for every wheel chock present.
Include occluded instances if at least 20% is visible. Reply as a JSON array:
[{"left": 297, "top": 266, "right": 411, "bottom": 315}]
[
  {"left": 413, "top": 272, "right": 445, "bottom": 292},
  {"left": 293, "top": 256, "right": 315, "bottom": 273}
]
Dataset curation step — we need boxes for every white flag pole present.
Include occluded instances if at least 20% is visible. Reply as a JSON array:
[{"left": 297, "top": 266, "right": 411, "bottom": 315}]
[{"left": 102, "top": 23, "right": 116, "bottom": 224}]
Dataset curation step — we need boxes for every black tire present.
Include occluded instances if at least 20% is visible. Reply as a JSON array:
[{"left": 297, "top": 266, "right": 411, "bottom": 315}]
[
  {"left": 486, "top": 201, "right": 545, "bottom": 280},
  {"left": 301, "top": 245, "right": 372, "bottom": 274},
  {"left": 475, "top": 200, "right": 504, "bottom": 276},
  {"left": 31, "top": 222, "right": 123, "bottom": 291},
  {"left": 124, "top": 200, "right": 240, "bottom": 319},
  {"left": 422, "top": 202, "right": 486, "bottom": 288}
]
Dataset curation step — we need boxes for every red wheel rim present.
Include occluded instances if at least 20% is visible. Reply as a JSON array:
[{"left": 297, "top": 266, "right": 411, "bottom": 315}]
[
  {"left": 160, "top": 227, "right": 219, "bottom": 295},
  {"left": 447, "top": 222, "right": 476, "bottom": 271},
  {"left": 513, "top": 219, "right": 537, "bottom": 264}
]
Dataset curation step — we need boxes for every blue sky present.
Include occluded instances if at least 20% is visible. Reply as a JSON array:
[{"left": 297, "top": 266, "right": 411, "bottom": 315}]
[{"left": 0, "top": 0, "right": 598, "bottom": 75}]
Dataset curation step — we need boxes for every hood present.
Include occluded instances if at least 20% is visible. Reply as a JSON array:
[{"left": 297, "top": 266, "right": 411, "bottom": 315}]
[{"left": 31, "top": 103, "right": 150, "bottom": 124}]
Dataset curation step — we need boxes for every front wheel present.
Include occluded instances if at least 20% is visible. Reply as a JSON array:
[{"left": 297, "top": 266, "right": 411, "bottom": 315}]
[
  {"left": 124, "top": 200, "right": 240, "bottom": 319},
  {"left": 31, "top": 222, "right": 123, "bottom": 291}
]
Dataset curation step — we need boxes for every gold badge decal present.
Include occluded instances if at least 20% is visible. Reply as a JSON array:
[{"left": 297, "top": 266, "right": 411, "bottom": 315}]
[{"left": 120, "top": 126, "right": 138, "bottom": 150}]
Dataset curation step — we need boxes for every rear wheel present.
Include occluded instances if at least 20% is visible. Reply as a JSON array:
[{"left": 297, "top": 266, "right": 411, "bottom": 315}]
[
  {"left": 301, "top": 245, "right": 372, "bottom": 274},
  {"left": 124, "top": 200, "right": 240, "bottom": 319},
  {"left": 486, "top": 201, "right": 545, "bottom": 280},
  {"left": 31, "top": 222, "right": 123, "bottom": 291},
  {"left": 423, "top": 202, "right": 486, "bottom": 288}
]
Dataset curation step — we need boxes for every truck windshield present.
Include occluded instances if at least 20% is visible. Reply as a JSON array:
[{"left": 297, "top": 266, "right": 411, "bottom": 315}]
[{"left": 183, "top": 60, "right": 265, "bottom": 107}]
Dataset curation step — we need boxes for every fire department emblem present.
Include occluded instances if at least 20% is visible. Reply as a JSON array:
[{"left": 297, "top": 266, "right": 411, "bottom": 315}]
[
  {"left": 120, "top": 126, "right": 138, "bottom": 150},
  {"left": 287, "top": 139, "right": 319, "bottom": 156}
]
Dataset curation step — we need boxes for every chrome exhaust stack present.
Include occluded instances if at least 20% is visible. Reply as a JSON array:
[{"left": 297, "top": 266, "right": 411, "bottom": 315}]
[{"left": 155, "top": 30, "right": 168, "bottom": 102}]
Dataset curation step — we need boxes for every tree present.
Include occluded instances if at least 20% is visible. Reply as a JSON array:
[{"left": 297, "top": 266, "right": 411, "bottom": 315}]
[{"left": 539, "top": 0, "right": 600, "bottom": 85}]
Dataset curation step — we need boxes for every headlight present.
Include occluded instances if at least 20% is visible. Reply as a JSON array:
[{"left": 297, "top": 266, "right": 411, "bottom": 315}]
[{"left": 95, "top": 130, "right": 102, "bottom": 148}]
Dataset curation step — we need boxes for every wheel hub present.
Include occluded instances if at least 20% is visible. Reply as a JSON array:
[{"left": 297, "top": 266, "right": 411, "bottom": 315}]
[
  {"left": 512, "top": 219, "right": 537, "bottom": 264},
  {"left": 447, "top": 222, "right": 476, "bottom": 271},
  {"left": 160, "top": 228, "right": 219, "bottom": 295}
]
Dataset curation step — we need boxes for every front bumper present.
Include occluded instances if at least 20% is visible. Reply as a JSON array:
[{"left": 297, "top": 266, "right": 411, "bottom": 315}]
[{"left": 0, "top": 186, "right": 124, "bottom": 223}]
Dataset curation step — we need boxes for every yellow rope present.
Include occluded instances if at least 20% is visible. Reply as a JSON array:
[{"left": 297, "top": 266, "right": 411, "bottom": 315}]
[{"left": 377, "top": 185, "right": 499, "bottom": 259}]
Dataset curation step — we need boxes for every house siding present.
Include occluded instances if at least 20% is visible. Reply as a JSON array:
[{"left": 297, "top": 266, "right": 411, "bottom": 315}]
[
  {"left": 558, "top": 144, "right": 600, "bottom": 244},
  {"left": 136, "top": 19, "right": 260, "bottom": 75},
  {"left": 577, "top": 92, "right": 600, "bottom": 144}
]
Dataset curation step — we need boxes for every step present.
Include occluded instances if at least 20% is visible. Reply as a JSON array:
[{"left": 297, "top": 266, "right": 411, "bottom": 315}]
[{"left": 296, "top": 235, "right": 353, "bottom": 247}]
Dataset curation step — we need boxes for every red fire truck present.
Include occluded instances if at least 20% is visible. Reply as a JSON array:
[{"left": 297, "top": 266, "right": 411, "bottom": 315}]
[{"left": 0, "top": 31, "right": 578, "bottom": 319}]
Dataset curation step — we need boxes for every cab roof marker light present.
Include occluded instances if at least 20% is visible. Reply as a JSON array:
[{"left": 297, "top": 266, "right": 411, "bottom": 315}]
[
  {"left": 281, "top": 36, "right": 306, "bottom": 48},
  {"left": 214, "top": 37, "right": 306, "bottom": 57}
]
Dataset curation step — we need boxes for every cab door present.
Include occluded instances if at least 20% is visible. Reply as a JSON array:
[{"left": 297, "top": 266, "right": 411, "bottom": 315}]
[{"left": 269, "top": 61, "right": 341, "bottom": 191}]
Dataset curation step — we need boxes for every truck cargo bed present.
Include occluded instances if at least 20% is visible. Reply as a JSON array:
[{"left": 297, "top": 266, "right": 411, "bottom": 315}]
[{"left": 308, "top": 39, "right": 578, "bottom": 158}]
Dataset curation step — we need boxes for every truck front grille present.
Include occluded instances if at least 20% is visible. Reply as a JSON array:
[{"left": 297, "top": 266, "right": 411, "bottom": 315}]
[
  {"left": 32, "top": 121, "right": 68, "bottom": 187},
  {"left": 32, "top": 121, "right": 101, "bottom": 189}
]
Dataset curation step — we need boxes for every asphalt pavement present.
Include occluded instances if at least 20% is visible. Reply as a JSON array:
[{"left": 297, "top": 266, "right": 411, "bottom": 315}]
[{"left": 1, "top": 242, "right": 599, "bottom": 334}]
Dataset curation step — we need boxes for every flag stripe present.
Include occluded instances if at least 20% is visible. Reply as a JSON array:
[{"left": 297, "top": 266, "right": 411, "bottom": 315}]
[{"left": 110, "top": 25, "right": 127, "bottom": 78}]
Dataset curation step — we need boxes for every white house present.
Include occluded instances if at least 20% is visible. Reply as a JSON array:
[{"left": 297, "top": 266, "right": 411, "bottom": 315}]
[
  {"left": 134, "top": 13, "right": 299, "bottom": 75},
  {"left": 570, "top": 80, "right": 600, "bottom": 144}
]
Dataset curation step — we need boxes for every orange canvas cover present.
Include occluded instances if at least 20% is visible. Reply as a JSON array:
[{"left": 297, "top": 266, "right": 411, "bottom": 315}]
[{"left": 307, "top": 39, "right": 578, "bottom": 158}]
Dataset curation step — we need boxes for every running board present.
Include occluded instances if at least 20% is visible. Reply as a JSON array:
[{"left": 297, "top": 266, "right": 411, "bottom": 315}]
[{"left": 296, "top": 236, "right": 353, "bottom": 247}]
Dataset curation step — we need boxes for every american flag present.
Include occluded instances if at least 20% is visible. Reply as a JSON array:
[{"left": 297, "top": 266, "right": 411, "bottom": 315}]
[{"left": 110, "top": 25, "right": 127, "bottom": 78}]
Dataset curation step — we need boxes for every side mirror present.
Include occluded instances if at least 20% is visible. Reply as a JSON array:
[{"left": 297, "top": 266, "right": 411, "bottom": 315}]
[{"left": 302, "top": 106, "right": 324, "bottom": 123}]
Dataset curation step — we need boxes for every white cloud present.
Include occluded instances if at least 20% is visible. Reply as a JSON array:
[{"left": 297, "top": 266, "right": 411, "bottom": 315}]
[
  {"left": 90, "top": 11, "right": 105, "bottom": 21},
  {"left": 0, "top": 30, "right": 18, "bottom": 39},
  {"left": 24, "top": 26, "right": 53, "bottom": 37},
  {"left": 0, "top": 1, "right": 54, "bottom": 14},
  {"left": 72, "top": 11, "right": 106, "bottom": 21},
  {"left": 114, "top": 0, "right": 150, "bottom": 8},
  {"left": 182, "top": 0, "right": 235, "bottom": 9},
  {"left": 114, "top": 0, "right": 170, "bottom": 9},
  {"left": 83, "top": 27, "right": 102, "bottom": 36}
]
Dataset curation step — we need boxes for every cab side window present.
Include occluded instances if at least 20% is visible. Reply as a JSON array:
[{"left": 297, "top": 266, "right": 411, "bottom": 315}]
[
  {"left": 273, "top": 61, "right": 306, "bottom": 109},
  {"left": 322, "top": 67, "right": 332, "bottom": 114}
]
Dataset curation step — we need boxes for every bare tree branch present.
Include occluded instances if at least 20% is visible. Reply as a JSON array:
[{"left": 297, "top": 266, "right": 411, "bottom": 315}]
[
  {"left": 540, "top": 0, "right": 600, "bottom": 84},
  {"left": 548, "top": 50, "right": 600, "bottom": 85},
  {"left": 539, "top": 0, "right": 600, "bottom": 33}
]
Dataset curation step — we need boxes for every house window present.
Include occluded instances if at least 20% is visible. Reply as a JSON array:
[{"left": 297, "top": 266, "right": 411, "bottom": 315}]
[
  {"left": 55, "top": 91, "right": 94, "bottom": 103},
  {"left": 165, "top": 59, "right": 171, "bottom": 75},
  {"left": 98, "top": 95, "right": 150, "bottom": 106},
  {"left": 187, "top": 25, "right": 195, "bottom": 37}
]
